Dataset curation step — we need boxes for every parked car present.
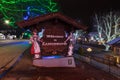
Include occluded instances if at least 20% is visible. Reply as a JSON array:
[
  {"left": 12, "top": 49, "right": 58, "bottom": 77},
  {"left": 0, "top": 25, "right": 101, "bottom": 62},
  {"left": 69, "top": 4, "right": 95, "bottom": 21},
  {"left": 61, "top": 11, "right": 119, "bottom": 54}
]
[
  {"left": 0, "top": 33, "right": 6, "bottom": 39},
  {"left": 7, "top": 34, "right": 16, "bottom": 39}
]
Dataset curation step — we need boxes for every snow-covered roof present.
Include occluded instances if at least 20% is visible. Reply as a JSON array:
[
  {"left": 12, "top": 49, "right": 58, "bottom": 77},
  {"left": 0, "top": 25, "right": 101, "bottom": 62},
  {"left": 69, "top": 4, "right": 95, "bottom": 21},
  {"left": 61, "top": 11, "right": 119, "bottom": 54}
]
[{"left": 107, "top": 37, "right": 120, "bottom": 45}]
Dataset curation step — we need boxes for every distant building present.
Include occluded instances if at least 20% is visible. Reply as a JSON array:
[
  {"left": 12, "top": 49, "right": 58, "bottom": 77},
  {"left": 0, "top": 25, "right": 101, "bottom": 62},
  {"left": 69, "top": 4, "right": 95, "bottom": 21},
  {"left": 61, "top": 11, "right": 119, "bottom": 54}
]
[
  {"left": 107, "top": 37, "right": 120, "bottom": 64},
  {"left": 108, "top": 37, "right": 120, "bottom": 55}
]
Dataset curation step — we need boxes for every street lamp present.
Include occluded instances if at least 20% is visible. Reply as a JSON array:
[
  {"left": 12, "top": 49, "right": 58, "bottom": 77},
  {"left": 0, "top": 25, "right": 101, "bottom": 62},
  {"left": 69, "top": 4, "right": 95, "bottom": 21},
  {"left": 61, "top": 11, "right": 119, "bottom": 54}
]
[
  {"left": 87, "top": 48, "right": 92, "bottom": 53},
  {"left": 86, "top": 47, "right": 92, "bottom": 63},
  {"left": 87, "top": 47, "right": 92, "bottom": 58},
  {"left": 4, "top": 20, "right": 10, "bottom": 24}
]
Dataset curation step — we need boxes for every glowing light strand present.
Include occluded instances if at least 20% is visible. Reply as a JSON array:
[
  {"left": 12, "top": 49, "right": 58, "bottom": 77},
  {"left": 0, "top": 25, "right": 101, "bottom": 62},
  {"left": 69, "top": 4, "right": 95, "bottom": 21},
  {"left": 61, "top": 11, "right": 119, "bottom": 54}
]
[{"left": 0, "top": 0, "right": 59, "bottom": 28}]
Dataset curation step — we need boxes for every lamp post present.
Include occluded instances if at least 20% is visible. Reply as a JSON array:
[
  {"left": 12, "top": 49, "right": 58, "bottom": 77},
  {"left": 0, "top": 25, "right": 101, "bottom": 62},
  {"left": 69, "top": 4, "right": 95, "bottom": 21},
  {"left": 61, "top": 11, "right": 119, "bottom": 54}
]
[
  {"left": 87, "top": 47, "right": 92, "bottom": 56},
  {"left": 86, "top": 47, "right": 92, "bottom": 63},
  {"left": 4, "top": 20, "right": 10, "bottom": 25},
  {"left": 87, "top": 48, "right": 92, "bottom": 53}
]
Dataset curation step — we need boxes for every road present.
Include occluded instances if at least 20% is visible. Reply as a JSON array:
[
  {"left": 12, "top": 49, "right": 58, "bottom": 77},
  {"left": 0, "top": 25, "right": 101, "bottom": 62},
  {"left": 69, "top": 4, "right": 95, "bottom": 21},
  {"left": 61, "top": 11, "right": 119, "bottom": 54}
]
[
  {"left": 1, "top": 49, "right": 120, "bottom": 80},
  {"left": 0, "top": 40, "right": 30, "bottom": 74},
  {"left": 2, "top": 54, "right": 120, "bottom": 80},
  {"left": 0, "top": 40, "right": 29, "bottom": 47},
  {"left": 0, "top": 41, "right": 120, "bottom": 80}
]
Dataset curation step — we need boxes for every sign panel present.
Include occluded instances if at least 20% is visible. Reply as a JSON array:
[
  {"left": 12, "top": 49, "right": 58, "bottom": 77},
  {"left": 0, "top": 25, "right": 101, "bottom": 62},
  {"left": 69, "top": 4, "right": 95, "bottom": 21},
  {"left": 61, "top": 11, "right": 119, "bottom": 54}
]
[{"left": 41, "top": 26, "right": 68, "bottom": 56}]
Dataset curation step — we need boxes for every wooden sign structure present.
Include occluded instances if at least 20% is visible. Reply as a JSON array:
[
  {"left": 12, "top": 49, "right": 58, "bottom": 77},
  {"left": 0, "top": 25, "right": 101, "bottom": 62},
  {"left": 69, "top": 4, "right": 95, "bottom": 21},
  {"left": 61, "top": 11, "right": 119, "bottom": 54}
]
[
  {"left": 16, "top": 12, "right": 87, "bottom": 67},
  {"left": 41, "top": 26, "right": 68, "bottom": 56}
]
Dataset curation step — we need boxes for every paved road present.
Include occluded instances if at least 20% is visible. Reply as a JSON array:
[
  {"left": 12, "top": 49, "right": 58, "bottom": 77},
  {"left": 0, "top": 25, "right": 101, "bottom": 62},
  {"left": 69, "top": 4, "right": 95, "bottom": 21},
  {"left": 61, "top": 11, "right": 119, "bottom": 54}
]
[
  {"left": 0, "top": 40, "right": 30, "bottom": 73},
  {"left": 1, "top": 50, "right": 120, "bottom": 80},
  {"left": 0, "top": 40, "right": 29, "bottom": 47},
  {"left": 0, "top": 41, "right": 120, "bottom": 80}
]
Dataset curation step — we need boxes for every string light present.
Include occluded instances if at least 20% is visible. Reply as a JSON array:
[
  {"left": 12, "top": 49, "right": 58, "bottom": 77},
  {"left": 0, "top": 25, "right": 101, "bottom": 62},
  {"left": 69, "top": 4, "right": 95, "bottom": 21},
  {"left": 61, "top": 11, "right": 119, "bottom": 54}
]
[{"left": 0, "top": 0, "right": 59, "bottom": 28}]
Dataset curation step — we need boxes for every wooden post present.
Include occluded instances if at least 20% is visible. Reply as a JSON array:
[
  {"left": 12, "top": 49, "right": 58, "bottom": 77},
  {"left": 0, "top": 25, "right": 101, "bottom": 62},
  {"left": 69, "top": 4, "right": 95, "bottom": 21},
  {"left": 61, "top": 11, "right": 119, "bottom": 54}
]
[{"left": 113, "top": 47, "right": 116, "bottom": 55}]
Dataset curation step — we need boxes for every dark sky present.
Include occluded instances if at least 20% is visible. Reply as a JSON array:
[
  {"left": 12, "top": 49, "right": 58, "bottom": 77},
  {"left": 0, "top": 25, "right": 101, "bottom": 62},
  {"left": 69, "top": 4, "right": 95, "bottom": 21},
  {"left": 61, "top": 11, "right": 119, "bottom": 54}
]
[{"left": 56, "top": 0, "right": 120, "bottom": 26}]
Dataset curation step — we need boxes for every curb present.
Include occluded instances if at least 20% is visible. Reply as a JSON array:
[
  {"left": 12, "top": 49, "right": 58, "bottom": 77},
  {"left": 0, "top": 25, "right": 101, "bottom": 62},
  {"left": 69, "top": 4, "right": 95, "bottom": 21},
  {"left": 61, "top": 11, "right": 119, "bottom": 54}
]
[{"left": 0, "top": 48, "right": 28, "bottom": 79}]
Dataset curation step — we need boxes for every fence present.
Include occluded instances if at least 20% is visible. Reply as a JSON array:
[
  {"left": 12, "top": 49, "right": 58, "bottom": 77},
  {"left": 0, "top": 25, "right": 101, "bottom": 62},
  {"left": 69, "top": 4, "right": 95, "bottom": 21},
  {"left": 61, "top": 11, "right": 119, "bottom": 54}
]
[{"left": 74, "top": 54, "right": 120, "bottom": 78}]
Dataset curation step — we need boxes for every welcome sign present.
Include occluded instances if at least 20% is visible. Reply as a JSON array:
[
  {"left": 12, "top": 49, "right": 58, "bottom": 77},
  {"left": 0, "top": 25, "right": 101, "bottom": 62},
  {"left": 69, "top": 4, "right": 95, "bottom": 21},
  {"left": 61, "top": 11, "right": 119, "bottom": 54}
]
[
  {"left": 42, "top": 35, "right": 67, "bottom": 46},
  {"left": 41, "top": 27, "right": 68, "bottom": 56}
]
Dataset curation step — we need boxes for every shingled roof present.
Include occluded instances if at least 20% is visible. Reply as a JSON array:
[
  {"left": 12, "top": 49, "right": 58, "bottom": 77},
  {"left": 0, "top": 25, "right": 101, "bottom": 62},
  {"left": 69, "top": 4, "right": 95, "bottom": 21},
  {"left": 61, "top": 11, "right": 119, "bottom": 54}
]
[
  {"left": 16, "top": 12, "right": 88, "bottom": 30},
  {"left": 107, "top": 37, "right": 120, "bottom": 47}
]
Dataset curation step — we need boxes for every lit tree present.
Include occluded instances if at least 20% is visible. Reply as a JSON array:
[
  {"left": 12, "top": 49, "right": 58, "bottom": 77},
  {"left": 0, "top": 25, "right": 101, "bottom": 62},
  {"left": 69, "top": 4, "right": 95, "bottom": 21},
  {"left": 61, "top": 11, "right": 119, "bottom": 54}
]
[
  {"left": 74, "top": 19, "right": 87, "bottom": 40},
  {"left": 74, "top": 30, "right": 86, "bottom": 39},
  {"left": 0, "top": 0, "right": 59, "bottom": 28},
  {"left": 94, "top": 11, "right": 120, "bottom": 51}
]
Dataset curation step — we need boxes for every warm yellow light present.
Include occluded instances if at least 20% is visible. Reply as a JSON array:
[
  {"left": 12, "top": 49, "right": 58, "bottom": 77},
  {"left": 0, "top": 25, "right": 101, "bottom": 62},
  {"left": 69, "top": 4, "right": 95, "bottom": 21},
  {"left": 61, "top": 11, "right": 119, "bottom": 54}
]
[
  {"left": 78, "top": 37, "right": 81, "bottom": 40},
  {"left": 5, "top": 20, "right": 10, "bottom": 24},
  {"left": 87, "top": 48, "right": 92, "bottom": 52},
  {"left": 113, "top": 56, "right": 120, "bottom": 64},
  {"left": 116, "top": 57, "right": 120, "bottom": 64}
]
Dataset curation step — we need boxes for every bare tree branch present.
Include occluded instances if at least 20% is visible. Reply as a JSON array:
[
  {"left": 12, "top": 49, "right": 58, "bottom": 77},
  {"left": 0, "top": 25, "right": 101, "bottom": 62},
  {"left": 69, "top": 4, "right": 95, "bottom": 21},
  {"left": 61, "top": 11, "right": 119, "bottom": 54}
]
[{"left": 93, "top": 11, "right": 120, "bottom": 51}]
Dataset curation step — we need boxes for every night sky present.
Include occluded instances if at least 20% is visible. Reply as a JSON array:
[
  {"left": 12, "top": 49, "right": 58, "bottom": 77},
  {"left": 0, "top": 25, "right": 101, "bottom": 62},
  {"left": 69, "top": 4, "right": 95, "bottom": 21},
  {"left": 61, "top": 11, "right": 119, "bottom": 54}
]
[{"left": 56, "top": 0, "right": 120, "bottom": 26}]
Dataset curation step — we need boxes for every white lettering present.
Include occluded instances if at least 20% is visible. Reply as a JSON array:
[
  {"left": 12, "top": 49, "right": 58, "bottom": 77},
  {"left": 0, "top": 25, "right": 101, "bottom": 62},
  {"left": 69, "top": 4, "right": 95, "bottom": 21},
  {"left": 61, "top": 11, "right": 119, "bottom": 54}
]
[
  {"left": 42, "top": 42, "right": 67, "bottom": 46},
  {"left": 46, "top": 35, "right": 64, "bottom": 38}
]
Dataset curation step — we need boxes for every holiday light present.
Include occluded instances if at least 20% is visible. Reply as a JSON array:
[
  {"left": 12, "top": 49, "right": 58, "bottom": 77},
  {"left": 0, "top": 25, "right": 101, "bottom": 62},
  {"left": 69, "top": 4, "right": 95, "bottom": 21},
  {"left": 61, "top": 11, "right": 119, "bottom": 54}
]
[
  {"left": 4, "top": 20, "right": 10, "bottom": 24},
  {"left": 0, "top": 0, "right": 59, "bottom": 28}
]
